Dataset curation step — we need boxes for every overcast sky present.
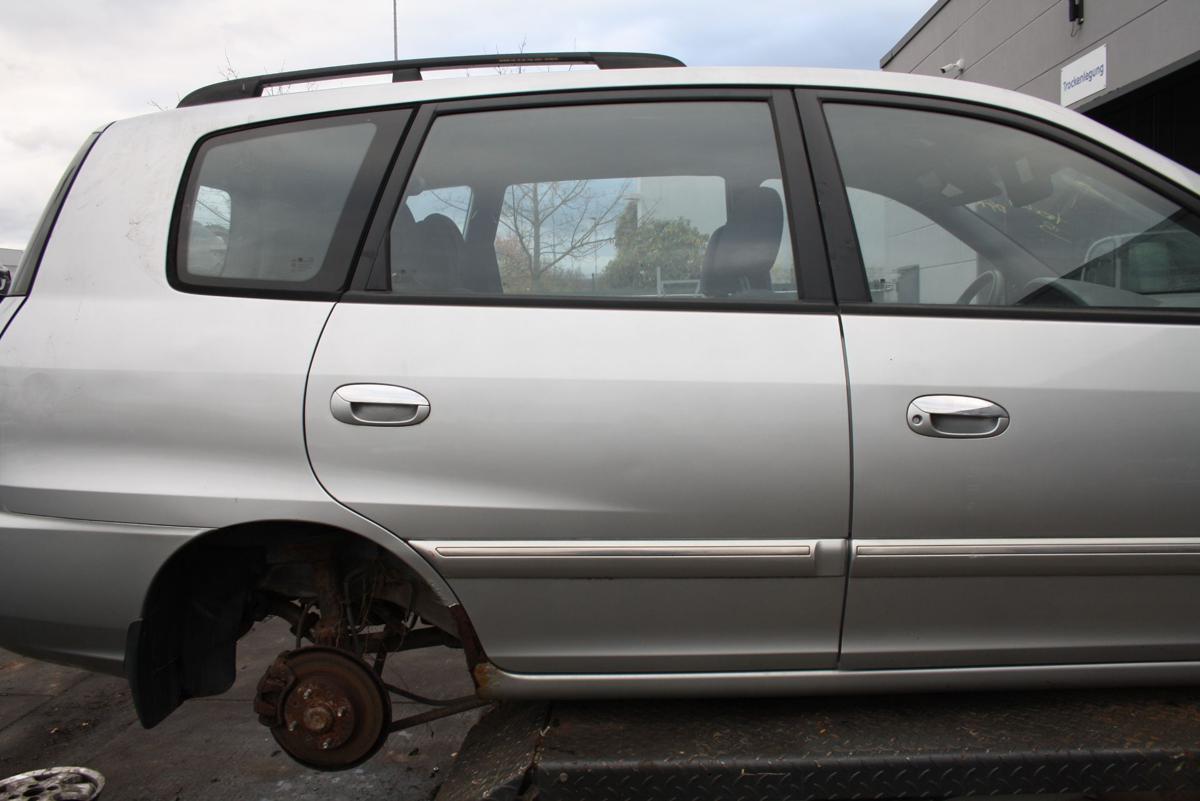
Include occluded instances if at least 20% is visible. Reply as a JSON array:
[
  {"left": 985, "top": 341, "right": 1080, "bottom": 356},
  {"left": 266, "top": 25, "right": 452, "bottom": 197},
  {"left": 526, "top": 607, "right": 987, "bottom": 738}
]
[{"left": 0, "top": 0, "right": 932, "bottom": 249}]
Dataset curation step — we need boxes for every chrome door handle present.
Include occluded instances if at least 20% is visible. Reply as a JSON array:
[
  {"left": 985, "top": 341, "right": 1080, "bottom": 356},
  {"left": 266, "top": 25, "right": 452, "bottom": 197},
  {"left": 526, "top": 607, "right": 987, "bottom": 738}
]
[
  {"left": 907, "top": 395, "right": 1009, "bottom": 438},
  {"left": 330, "top": 384, "right": 431, "bottom": 427}
]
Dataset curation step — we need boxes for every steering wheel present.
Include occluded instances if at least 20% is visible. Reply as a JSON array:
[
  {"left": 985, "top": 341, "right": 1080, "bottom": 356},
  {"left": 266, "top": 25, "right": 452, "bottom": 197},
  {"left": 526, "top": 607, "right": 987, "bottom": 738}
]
[{"left": 956, "top": 269, "right": 1005, "bottom": 305}]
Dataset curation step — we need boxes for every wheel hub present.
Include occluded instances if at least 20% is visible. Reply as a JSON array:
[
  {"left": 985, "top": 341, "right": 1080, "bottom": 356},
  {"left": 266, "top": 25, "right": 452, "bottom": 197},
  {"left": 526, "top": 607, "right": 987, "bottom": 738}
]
[{"left": 254, "top": 647, "right": 390, "bottom": 770}]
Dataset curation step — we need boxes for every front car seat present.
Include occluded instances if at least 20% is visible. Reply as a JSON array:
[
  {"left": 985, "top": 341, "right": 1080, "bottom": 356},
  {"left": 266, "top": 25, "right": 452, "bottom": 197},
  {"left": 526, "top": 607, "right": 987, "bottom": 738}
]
[
  {"left": 392, "top": 210, "right": 466, "bottom": 293},
  {"left": 700, "top": 187, "right": 784, "bottom": 298}
]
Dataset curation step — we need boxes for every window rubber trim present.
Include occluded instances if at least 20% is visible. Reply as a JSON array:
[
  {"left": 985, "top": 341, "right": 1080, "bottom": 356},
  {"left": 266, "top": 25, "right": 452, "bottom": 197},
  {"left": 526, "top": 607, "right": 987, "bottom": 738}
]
[
  {"left": 795, "top": 87, "right": 1200, "bottom": 324},
  {"left": 345, "top": 86, "right": 836, "bottom": 311},
  {"left": 9, "top": 127, "right": 106, "bottom": 297}
]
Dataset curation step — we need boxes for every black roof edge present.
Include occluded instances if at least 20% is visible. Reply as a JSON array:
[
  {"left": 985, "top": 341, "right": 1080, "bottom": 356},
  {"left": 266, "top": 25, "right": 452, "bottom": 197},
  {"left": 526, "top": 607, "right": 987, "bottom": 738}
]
[
  {"left": 177, "top": 52, "right": 686, "bottom": 108},
  {"left": 880, "top": 0, "right": 953, "bottom": 69}
]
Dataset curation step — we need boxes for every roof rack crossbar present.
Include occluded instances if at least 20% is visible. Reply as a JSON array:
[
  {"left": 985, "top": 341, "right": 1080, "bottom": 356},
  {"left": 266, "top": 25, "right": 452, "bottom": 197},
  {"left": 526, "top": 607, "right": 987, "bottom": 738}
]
[{"left": 177, "top": 52, "right": 685, "bottom": 108}]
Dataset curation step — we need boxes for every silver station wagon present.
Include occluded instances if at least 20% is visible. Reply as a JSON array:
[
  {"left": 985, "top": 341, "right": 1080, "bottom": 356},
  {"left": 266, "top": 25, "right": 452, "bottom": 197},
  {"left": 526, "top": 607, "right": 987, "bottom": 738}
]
[{"left": 2, "top": 52, "right": 1200, "bottom": 770}]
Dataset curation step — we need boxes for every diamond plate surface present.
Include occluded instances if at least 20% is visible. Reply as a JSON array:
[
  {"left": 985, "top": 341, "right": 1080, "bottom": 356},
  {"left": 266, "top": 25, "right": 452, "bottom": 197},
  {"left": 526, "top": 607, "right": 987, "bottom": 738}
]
[{"left": 529, "top": 689, "right": 1200, "bottom": 800}]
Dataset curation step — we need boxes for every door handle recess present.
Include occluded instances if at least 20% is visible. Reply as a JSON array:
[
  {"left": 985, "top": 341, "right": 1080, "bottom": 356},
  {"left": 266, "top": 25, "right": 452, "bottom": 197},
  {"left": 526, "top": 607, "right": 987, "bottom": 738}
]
[
  {"left": 907, "top": 395, "right": 1008, "bottom": 439},
  {"left": 330, "top": 384, "right": 431, "bottom": 427}
]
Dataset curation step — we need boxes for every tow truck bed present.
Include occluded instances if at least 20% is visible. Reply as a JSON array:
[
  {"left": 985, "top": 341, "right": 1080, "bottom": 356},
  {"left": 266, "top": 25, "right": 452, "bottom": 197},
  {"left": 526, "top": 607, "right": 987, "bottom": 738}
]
[{"left": 437, "top": 688, "right": 1200, "bottom": 800}]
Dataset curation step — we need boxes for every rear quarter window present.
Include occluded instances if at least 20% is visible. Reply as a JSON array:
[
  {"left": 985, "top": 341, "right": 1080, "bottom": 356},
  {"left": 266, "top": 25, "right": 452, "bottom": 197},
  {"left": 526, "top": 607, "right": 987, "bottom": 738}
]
[{"left": 174, "top": 111, "right": 408, "bottom": 297}]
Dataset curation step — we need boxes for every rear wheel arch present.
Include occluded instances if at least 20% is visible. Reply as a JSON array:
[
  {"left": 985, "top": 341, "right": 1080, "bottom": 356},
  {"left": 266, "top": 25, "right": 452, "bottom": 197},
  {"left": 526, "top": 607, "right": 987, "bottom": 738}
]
[{"left": 127, "top": 519, "right": 471, "bottom": 728}]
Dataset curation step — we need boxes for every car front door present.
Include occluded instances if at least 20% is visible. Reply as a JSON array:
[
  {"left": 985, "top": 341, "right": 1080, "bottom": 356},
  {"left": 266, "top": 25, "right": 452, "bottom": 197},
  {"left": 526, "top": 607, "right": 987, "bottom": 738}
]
[
  {"left": 305, "top": 90, "right": 852, "bottom": 674},
  {"left": 800, "top": 92, "right": 1200, "bottom": 670}
]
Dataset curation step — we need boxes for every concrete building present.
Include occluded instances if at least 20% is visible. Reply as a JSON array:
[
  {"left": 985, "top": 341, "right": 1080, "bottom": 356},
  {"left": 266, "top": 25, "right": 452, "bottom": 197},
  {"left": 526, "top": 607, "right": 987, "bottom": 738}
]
[
  {"left": 0, "top": 248, "right": 20, "bottom": 270},
  {"left": 881, "top": 0, "right": 1200, "bottom": 172}
]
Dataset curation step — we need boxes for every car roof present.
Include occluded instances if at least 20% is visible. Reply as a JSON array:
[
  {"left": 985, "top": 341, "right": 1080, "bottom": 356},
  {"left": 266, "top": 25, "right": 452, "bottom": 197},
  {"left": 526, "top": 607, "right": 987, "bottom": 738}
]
[{"left": 153, "top": 66, "right": 1198, "bottom": 195}]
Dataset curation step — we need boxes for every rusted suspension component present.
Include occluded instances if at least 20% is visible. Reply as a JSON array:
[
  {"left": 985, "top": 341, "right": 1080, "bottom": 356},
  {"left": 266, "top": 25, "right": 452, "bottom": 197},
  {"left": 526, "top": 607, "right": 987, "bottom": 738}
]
[
  {"left": 359, "top": 625, "right": 461, "bottom": 654},
  {"left": 309, "top": 552, "right": 347, "bottom": 647},
  {"left": 388, "top": 696, "right": 491, "bottom": 732},
  {"left": 254, "top": 647, "right": 391, "bottom": 770},
  {"left": 251, "top": 544, "right": 495, "bottom": 769},
  {"left": 385, "top": 680, "right": 477, "bottom": 707}
]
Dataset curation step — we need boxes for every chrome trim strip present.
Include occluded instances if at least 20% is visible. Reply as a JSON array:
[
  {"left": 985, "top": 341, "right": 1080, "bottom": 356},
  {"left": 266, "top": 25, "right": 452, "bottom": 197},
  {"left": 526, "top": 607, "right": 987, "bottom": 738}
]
[
  {"left": 434, "top": 541, "right": 812, "bottom": 558},
  {"left": 852, "top": 538, "right": 1200, "bottom": 577},
  {"left": 411, "top": 539, "right": 846, "bottom": 579},
  {"left": 475, "top": 659, "right": 1200, "bottom": 700},
  {"left": 857, "top": 539, "right": 1200, "bottom": 556}
]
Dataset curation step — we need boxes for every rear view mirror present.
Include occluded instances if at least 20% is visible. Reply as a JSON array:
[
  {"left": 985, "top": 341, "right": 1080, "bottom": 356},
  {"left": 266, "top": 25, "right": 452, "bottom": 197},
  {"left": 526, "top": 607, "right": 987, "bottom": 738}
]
[{"left": 999, "top": 156, "right": 1055, "bottom": 208}]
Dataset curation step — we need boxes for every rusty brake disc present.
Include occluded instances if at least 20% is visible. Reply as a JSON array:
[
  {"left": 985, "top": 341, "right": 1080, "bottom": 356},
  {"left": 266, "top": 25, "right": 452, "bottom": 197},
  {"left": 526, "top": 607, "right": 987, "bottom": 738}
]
[{"left": 254, "top": 646, "right": 390, "bottom": 771}]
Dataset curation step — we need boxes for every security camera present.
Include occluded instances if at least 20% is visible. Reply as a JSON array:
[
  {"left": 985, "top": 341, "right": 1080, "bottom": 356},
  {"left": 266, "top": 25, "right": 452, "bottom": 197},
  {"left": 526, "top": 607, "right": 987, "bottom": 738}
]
[{"left": 939, "top": 59, "right": 965, "bottom": 77}]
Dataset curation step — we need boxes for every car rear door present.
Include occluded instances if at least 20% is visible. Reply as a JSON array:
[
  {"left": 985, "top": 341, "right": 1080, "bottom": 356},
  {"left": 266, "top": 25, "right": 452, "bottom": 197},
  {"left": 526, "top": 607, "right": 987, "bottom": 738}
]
[
  {"left": 797, "top": 90, "right": 1200, "bottom": 670},
  {"left": 305, "top": 89, "right": 852, "bottom": 674}
]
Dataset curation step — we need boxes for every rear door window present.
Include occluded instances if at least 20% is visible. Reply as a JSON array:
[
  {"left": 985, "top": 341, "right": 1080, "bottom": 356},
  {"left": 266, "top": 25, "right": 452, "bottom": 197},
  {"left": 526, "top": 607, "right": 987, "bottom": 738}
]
[{"left": 381, "top": 101, "right": 801, "bottom": 302}]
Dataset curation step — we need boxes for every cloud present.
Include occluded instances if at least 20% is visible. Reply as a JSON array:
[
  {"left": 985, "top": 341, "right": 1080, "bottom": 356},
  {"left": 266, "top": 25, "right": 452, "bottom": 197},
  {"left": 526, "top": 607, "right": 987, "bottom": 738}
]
[{"left": 0, "top": 0, "right": 930, "bottom": 249}]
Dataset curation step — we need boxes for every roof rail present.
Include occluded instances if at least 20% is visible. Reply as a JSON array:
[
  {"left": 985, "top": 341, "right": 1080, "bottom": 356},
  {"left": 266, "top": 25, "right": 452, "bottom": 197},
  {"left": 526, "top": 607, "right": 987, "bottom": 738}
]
[{"left": 177, "top": 52, "right": 686, "bottom": 108}]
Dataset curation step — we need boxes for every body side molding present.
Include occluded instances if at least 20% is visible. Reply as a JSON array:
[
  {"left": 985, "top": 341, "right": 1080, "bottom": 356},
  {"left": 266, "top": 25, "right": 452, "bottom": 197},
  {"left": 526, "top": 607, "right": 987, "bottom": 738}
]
[
  {"left": 852, "top": 537, "right": 1200, "bottom": 577},
  {"left": 410, "top": 538, "right": 847, "bottom": 578}
]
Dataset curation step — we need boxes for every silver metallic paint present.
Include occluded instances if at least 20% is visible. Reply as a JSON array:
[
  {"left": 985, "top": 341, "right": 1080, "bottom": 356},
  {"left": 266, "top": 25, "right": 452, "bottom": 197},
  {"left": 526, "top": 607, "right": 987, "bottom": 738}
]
[
  {"left": 306, "top": 305, "right": 852, "bottom": 670},
  {"left": 0, "top": 511, "right": 201, "bottom": 675},
  {"left": 844, "top": 315, "right": 1200, "bottom": 542},
  {"left": 0, "top": 297, "right": 23, "bottom": 335},
  {"left": 842, "top": 314, "right": 1200, "bottom": 669},
  {"left": 0, "top": 117, "right": 462, "bottom": 676},
  {"left": 840, "top": 574, "right": 1200, "bottom": 669},
  {"left": 455, "top": 576, "right": 847, "bottom": 672},
  {"left": 0, "top": 65, "right": 1197, "bottom": 692},
  {"left": 306, "top": 306, "right": 851, "bottom": 543}
]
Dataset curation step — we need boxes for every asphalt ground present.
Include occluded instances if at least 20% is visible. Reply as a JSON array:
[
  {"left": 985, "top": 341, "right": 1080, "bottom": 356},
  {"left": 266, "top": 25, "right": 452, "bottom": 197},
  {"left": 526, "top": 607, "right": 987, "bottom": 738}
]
[
  {"left": 5, "top": 622, "right": 1195, "bottom": 801},
  {"left": 0, "top": 618, "right": 483, "bottom": 800}
]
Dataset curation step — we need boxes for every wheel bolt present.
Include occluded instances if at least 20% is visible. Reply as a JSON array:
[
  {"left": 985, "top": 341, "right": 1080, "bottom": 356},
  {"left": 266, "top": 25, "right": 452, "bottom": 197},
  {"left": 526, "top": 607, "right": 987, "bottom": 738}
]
[
  {"left": 321, "top": 738, "right": 333, "bottom": 750},
  {"left": 336, "top": 707, "right": 348, "bottom": 718},
  {"left": 302, "top": 688, "right": 313, "bottom": 700},
  {"left": 287, "top": 720, "right": 298, "bottom": 732}
]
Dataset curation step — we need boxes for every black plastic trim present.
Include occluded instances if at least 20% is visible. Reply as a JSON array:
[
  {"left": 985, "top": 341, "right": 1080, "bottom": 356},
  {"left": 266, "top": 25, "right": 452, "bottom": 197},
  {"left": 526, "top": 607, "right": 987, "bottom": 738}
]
[
  {"left": 339, "top": 289, "right": 836, "bottom": 314},
  {"left": 839, "top": 302, "right": 1200, "bottom": 326},
  {"left": 350, "top": 103, "right": 434, "bottom": 292},
  {"left": 10, "top": 128, "right": 105, "bottom": 297},
  {"left": 348, "top": 86, "right": 835, "bottom": 308},
  {"left": 771, "top": 90, "right": 832, "bottom": 302},
  {"left": 166, "top": 108, "right": 413, "bottom": 302},
  {"left": 799, "top": 88, "right": 1200, "bottom": 312},
  {"left": 793, "top": 90, "right": 865, "bottom": 305},
  {"left": 177, "top": 52, "right": 685, "bottom": 108}
]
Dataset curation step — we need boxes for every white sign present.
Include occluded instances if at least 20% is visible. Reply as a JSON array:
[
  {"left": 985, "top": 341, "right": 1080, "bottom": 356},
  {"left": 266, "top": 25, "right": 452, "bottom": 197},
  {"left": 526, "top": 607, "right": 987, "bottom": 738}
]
[{"left": 1060, "top": 45, "right": 1107, "bottom": 106}]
